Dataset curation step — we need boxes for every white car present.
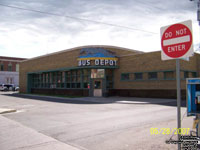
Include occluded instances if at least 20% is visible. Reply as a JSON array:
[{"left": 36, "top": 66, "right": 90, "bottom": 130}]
[
  {"left": 0, "top": 84, "right": 8, "bottom": 91},
  {"left": 15, "top": 86, "right": 19, "bottom": 91}
]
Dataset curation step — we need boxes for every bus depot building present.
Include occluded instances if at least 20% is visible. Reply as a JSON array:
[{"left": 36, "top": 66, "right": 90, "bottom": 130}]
[{"left": 19, "top": 45, "right": 200, "bottom": 99}]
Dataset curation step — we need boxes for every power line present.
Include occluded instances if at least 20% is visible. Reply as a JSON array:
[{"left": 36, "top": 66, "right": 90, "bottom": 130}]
[
  {"left": 134, "top": 0, "right": 163, "bottom": 11},
  {"left": 0, "top": 3, "right": 158, "bottom": 35}
]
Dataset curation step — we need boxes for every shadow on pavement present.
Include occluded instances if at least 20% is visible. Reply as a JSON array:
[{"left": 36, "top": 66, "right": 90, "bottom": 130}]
[
  {"left": 2, "top": 93, "right": 99, "bottom": 105},
  {"left": 2, "top": 92, "right": 186, "bottom": 107}
]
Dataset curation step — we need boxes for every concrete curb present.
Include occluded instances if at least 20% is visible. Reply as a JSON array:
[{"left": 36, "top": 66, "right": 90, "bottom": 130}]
[{"left": 16, "top": 93, "right": 178, "bottom": 104}]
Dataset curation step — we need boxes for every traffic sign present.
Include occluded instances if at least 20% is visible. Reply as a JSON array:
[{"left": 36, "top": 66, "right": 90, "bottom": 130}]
[{"left": 160, "top": 20, "right": 193, "bottom": 60}]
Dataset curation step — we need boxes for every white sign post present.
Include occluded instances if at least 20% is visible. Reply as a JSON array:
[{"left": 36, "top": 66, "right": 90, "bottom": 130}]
[{"left": 160, "top": 20, "right": 193, "bottom": 150}]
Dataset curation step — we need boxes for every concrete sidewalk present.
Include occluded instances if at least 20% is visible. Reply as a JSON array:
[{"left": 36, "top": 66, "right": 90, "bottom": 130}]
[
  {"left": 18, "top": 93, "right": 177, "bottom": 104},
  {"left": 0, "top": 115, "right": 82, "bottom": 150}
]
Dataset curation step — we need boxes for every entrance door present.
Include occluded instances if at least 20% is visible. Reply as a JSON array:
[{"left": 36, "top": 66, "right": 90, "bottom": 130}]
[{"left": 93, "top": 80, "right": 102, "bottom": 97}]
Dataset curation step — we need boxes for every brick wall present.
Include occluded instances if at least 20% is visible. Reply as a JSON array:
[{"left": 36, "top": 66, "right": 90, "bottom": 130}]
[
  {"left": 0, "top": 61, "right": 17, "bottom": 71},
  {"left": 114, "top": 51, "right": 198, "bottom": 90},
  {"left": 20, "top": 46, "right": 139, "bottom": 93},
  {"left": 19, "top": 46, "right": 199, "bottom": 96}
]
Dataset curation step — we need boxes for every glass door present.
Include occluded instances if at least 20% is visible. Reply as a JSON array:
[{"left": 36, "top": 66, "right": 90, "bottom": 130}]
[{"left": 93, "top": 80, "right": 102, "bottom": 97}]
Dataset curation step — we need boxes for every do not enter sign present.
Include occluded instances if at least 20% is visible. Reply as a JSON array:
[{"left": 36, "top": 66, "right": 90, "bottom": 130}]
[{"left": 160, "top": 20, "right": 193, "bottom": 60}]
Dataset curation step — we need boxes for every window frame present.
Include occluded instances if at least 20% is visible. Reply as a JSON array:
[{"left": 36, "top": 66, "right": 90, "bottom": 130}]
[
  {"left": 0, "top": 63, "right": 4, "bottom": 71},
  {"left": 8, "top": 63, "right": 12, "bottom": 71},
  {"left": 184, "top": 71, "right": 189, "bottom": 79},
  {"left": 148, "top": 72, "right": 157, "bottom": 80},
  {"left": 191, "top": 72, "right": 197, "bottom": 78},
  {"left": 121, "top": 73, "right": 130, "bottom": 81},
  {"left": 164, "top": 71, "right": 174, "bottom": 80},
  {"left": 134, "top": 73, "right": 143, "bottom": 80}
]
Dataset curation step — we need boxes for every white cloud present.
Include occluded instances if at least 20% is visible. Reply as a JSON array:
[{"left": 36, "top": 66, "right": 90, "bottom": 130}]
[{"left": 0, "top": 0, "right": 198, "bottom": 58}]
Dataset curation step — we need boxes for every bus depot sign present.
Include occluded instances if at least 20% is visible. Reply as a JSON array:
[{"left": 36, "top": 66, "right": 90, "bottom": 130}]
[
  {"left": 78, "top": 48, "right": 118, "bottom": 66},
  {"left": 160, "top": 20, "right": 193, "bottom": 60}
]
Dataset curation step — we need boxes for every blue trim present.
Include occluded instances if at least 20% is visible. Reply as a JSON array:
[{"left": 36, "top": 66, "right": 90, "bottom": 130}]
[
  {"left": 79, "top": 54, "right": 115, "bottom": 58},
  {"left": 187, "top": 84, "right": 191, "bottom": 115},
  {"left": 191, "top": 85, "right": 196, "bottom": 112},
  {"left": 187, "top": 79, "right": 200, "bottom": 84}
]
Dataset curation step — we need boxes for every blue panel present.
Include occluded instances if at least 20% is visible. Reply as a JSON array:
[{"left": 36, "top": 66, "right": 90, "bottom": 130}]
[
  {"left": 79, "top": 53, "right": 114, "bottom": 58},
  {"left": 188, "top": 79, "right": 200, "bottom": 84},
  {"left": 191, "top": 85, "right": 196, "bottom": 112},
  {"left": 186, "top": 79, "right": 200, "bottom": 115},
  {"left": 187, "top": 84, "right": 191, "bottom": 113},
  {"left": 79, "top": 48, "right": 117, "bottom": 58}
]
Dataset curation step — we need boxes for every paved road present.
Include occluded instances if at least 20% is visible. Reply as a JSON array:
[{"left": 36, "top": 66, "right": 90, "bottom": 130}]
[{"left": 0, "top": 92, "right": 194, "bottom": 150}]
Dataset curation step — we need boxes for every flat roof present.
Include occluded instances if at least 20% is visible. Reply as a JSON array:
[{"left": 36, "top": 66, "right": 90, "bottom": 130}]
[{"left": 0, "top": 56, "right": 27, "bottom": 62}]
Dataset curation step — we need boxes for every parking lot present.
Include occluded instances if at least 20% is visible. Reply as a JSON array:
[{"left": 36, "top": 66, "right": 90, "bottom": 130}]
[{"left": 0, "top": 92, "right": 194, "bottom": 150}]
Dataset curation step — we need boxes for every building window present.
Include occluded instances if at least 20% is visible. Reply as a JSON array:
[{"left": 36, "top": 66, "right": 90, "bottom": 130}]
[
  {"left": 184, "top": 71, "right": 189, "bottom": 79},
  {"left": 10, "top": 78, "right": 13, "bottom": 84},
  {"left": 16, "top": 64, "right": 19, "bottom": 72},
  {"left": 164, "top": 71, "right": 174, "bottom": 79},
  {"left": 57, "top": 72, "right": 62, "bottom": 88},
  {"left": 8, "top": 63, "right": 12, "bottom": 71},
  {"left": 0, "top": 63, "right": 3, "bottom": 71},
  {"left": 6, "top": 77, "right": 9, "bottom": 84},
  {"left": 106, "top": 69, "right": 114, "bottom": 89},
  {"left": 6, "top": 77, "right": 13, "bottom": 84},
  {"left": 121, "top": 73, "right": 130, "bottom": 81},
  {"left": 148, "top": 72, "right": 157, "bottom": 79},
  {"left": 134, "top": 73, "right": 143, "bottom": 80},
  {"left": 191, "top": 72, "right": 197, "bottom": 78},
  {"left": 83, "top": 69, "right": 90, "bottom": 89},
  {"left": 69, "top": 70, "right": 81, "bottom": 88},
  {"left": 65, "top": 71, "right": 71, "bottom": 88},
  {"left": 91, "top": 69, "right": 104, "bottom": 78}
]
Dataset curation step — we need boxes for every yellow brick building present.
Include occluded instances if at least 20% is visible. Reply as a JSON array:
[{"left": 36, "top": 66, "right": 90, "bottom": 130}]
[{"left": 19, "top": 45, "right": 200, "bottom": 99}]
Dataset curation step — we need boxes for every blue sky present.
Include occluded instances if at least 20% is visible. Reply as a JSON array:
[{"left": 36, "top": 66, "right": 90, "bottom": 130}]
[{"left": 0, "top": 0, "right": 198, "bottom": 58}]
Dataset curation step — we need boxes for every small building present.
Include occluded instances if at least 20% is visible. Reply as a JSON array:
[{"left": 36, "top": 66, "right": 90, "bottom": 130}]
[
  {"left": 0, "top": 56, "right": 26, "bottom": 86},
  {"left": 19, "top": 45, "right": 199, "bottom": 99}
]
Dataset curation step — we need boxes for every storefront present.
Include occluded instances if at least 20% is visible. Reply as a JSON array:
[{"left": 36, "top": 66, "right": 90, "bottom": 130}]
[
  {"left": 20, "top": 45, "right": 200, "bottom": 99},
  {"left": 25, "top": 47, "right": 120, "bottom": 97}
]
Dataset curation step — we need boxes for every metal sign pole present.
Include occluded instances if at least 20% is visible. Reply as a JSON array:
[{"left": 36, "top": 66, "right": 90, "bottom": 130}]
[{"left": 176, "top": 59, "right": 181, "bottom": 150}]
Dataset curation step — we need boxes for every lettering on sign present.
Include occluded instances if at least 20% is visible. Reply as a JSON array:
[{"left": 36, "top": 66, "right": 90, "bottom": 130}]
[
  {"left": 78, "top": 59, "right": 117, "bottom": 66},
  {"left": 77, "top": 47, "right": 118, "bottom": 66}
]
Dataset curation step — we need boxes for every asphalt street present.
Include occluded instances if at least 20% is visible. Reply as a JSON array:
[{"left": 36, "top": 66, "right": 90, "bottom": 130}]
[{"left": 0, "top": 92, "right": 194, "bottom": 150}]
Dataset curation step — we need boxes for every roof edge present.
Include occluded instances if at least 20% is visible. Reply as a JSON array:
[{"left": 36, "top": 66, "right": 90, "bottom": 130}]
[{"left": 21, "top": 45, "right": 144, "bottom": 62}]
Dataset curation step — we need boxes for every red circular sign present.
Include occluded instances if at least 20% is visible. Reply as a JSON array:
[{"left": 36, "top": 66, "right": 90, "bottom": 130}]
[{"left": 161, "top": 23, "right": 192, "bottom": 58}]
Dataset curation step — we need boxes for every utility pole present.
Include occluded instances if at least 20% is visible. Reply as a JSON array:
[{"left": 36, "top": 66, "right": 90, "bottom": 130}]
[
  {"left": 176, "top": 59, "right": 181, "bottom": 150},
  {"left": 190, "top": 0, "right": 200, "bottom": 138},
  {"left": 198, "top": 0, "right": 200, "bottom": 25},
  {"left": 190, "top": 0, "right": 200, "bottom": 24}
]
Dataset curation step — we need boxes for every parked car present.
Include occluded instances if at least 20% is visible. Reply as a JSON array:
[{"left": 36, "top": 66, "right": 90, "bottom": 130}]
[
  {"left": 5, "top": 84, "right": 17, "bottom": 91},
  {"left": 0, "top": 84, "right": 18, "bottom": 91},
  {"left": 0, "top": 84, "right": 8, "bottom": 91},
  {"left": 15, "top": 86, "right": 19, "bottom": 91}
]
